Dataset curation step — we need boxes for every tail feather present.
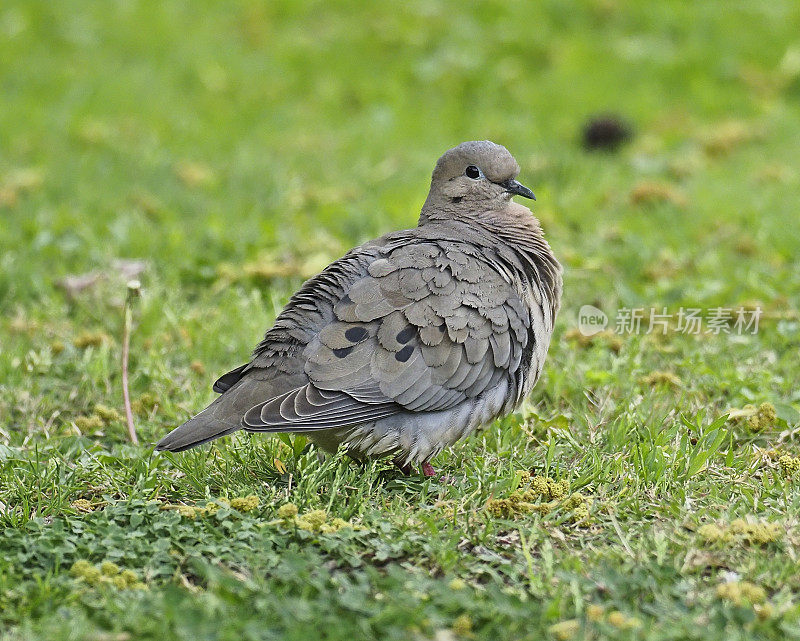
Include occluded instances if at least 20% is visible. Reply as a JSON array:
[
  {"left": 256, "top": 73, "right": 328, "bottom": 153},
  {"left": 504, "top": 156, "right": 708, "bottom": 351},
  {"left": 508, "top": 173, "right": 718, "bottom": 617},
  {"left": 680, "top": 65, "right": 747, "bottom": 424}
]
[
  {"left": 155, "top": 395, "right": 243, "bottom": 452},
  {"left": 155, "top": 422, "right": 240, "bottom": 452},
  {"left": 155, "top": 371, "right": 309, "bottom": 452}
]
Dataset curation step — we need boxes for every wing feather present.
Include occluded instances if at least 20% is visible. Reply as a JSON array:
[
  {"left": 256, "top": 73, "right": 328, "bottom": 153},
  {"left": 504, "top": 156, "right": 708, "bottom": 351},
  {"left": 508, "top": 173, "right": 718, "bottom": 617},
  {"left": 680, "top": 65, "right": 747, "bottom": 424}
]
[{"left": 242, "top": 239, "right": 535, "bottom": 433}]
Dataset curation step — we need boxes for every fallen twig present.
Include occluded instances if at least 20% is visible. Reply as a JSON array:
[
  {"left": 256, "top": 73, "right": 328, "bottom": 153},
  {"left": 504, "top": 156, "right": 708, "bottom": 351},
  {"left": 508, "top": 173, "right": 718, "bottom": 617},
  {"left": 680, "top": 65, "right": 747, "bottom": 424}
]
[{"left": 122, "top": 280, "right": 141, "bottom": 445}]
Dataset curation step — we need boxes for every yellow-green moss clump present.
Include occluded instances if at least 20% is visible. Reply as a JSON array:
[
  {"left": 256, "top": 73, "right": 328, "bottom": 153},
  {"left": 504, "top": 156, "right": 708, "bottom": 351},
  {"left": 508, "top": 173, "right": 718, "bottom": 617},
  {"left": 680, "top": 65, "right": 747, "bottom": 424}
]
[
  {"left": 728, "top": 402, "right": 777, "bottom": 432},
  {"left": 177, "top": 505, "right": 197, "bottom": 519},
  {"left": 321, "top": 518, "right": 353, "bottom": 533},
  {"left": 70, "top": 498, "right": 94, "bottom": 513},
  {"left": 700, "top": 120, "right": 757, "bottom": 157},
  {"left": 72, "top": 331, "right": 111, "bottom": 349},
  {"left": 528, "top": 475, "right": 570, "bottom": 500},
  {"left": 73, "top": 415, "right": 104, "bottom": 433},
  {"left": 778, "top": 454, "right": 800, "bottom": 477},
  {"left": 564, "top": 328, "right": 623, "bottom": 353},
  {"left": 277, "top": 502, "right": 299, "bottom": 520},
  {"left": 448, "top": 578, "right": 467, "bottom": 591},
  {"left": 200, "top": 499, "right": 228, "bottom": 516},
  {"left": 581, "top": 605, "right": 641, "bottom": 629},
  {"left": 697, "top": 523, "right": 727, "bottom": 542},
  {"left": 728, "top": 518, "right": 781, "bottom": 543},
  {"left": 132, "top": 392, "right": 160, "bottom": 416},
  {"left": 170, "top": 499, "right": 357, "bottom": 533},
  {"left": 486, "top": 474, "right": 591, "bottom": 523},
  {"left": 73, "top": 403, "right": 123, "bottom": 435},
  {"left": 698, "top": 519, "right": 781, "bottom": 545},
  {"left": 716, "top": 581, "right": 767, "bottom": 606},
  {"left": 296, "top": 509, "right": 328, "bottom": 531},
  {"left": 93, "top": 404, "right": 123, "bottom": 424},
  {"left": 70, "top": 560, "right": 146, "bottom": 590},
  {"left": 275, "top": 503, "right": 357, "bottom": 533},
  {"left": 629, "top": 180, "right": 688, "bottom": 208},
  {"left": 548, "top": 619, "right": 580, "bottom": 640},
  {"left": 168, "top": 495, "right": 259, "bottom": 519},
  {"left": 229, "top": 495, "right": 260, "bottom": 512},
  {"left": 606, "top": 611, "right": 642, "bottom": 629},
  {"left": 451, "top": 614, "right": 472, "bottom": 636},
  {"left": 70, "top": 560, "right": 96, "bottom": 580},
  {"left": 640, "top": 371, "right": 682, "bottom": 388},
  {"left": 747, "top": 402, "right": 777, "bottom": 431},
  {"left": 586, "top": 605, "right": 605, "bottom": 622}
]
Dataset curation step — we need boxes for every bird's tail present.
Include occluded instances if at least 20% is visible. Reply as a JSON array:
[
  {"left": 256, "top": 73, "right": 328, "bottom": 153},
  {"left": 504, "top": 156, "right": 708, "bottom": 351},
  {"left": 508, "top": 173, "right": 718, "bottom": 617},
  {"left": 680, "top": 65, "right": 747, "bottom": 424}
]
[{"left": 155, "top": 394, "right": 242, "bottom": 452}]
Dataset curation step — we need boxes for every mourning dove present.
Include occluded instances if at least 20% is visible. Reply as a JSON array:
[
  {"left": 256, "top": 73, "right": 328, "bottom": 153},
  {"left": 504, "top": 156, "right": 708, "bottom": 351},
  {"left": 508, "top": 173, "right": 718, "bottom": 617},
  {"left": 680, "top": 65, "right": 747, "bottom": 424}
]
[{"left": 156, "top": 141, "right": 562, "bottom": 475}]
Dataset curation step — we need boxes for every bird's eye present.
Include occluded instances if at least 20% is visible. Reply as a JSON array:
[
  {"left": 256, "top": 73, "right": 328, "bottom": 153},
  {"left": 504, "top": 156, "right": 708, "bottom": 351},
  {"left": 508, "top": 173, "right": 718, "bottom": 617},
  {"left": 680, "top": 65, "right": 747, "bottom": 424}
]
[{"left": 465, "top": 165, "right": 481, "bottom": 179}]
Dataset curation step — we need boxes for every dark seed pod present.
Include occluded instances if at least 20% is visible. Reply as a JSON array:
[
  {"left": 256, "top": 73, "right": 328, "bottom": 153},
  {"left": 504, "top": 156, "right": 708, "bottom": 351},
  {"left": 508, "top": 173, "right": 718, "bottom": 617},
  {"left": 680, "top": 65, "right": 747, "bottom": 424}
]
[{"left": 582, "top": 114, "right": 632, "bottom": 151}]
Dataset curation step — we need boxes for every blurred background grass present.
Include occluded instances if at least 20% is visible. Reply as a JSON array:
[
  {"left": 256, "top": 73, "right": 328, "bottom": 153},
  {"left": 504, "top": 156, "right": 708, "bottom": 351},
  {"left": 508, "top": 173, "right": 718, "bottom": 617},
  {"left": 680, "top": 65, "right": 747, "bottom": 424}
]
[{"left": 2, "top": 0, "right": 799, "bottom": 304}]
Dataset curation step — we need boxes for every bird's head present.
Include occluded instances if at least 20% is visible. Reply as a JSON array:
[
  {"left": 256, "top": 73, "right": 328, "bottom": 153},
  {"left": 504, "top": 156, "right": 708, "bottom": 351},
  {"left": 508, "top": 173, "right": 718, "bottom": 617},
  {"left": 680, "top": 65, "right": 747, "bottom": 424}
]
[{"left": 426, "top": 140, "right": 535, "bottom": 210}]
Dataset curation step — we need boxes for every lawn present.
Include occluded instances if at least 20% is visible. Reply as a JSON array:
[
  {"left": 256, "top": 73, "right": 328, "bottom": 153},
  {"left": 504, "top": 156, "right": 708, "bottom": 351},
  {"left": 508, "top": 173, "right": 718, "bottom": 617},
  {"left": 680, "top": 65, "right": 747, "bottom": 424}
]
[{"left": 2, "top": 1, "right": 800, "bottom": 639}]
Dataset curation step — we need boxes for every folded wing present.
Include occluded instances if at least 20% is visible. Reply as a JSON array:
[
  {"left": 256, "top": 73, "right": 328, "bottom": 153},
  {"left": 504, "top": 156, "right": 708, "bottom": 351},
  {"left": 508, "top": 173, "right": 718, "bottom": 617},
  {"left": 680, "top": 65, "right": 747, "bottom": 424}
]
[{"left": 242, "top": 240, "right": 533, "bottom": 433}]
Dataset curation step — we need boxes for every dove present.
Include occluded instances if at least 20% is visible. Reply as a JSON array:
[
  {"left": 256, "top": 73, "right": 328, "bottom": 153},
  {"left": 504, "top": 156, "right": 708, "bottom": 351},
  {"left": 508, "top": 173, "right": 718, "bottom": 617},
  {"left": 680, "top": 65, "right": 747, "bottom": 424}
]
[{"left": 156, "top": 141, "right": 562, "bottom": 476}]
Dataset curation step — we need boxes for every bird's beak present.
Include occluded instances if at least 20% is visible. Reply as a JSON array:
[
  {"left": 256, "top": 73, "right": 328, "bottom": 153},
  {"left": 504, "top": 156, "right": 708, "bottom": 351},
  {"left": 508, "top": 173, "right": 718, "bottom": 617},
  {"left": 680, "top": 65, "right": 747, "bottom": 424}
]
[{"left": 499, "top": 179, "right": 536, "bottom": 200}]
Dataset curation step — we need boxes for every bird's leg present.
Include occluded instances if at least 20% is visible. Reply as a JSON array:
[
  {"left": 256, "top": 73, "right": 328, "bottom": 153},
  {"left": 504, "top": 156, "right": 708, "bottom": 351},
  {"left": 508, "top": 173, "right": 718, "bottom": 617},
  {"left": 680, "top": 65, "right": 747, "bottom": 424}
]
[
  {"left": 421, "top": 462, "right": 436, "bottom": 477},
  {"left": 393, "top": 458, "right": 413, "bottom": 475}
]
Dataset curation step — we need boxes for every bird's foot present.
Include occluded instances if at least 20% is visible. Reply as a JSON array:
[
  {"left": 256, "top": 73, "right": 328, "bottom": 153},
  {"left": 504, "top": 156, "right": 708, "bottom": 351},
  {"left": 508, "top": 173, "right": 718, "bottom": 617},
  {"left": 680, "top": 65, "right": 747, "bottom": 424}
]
[{"left": 393, "top": 459, "right": 438, "bottom": 478}]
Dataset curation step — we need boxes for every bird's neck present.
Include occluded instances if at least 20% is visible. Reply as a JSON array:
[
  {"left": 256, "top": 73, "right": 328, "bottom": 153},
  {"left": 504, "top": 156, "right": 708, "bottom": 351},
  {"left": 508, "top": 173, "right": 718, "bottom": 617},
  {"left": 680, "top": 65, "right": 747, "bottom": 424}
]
[{"left": 419, "top": 199, "right": 548, "bottom": 259}]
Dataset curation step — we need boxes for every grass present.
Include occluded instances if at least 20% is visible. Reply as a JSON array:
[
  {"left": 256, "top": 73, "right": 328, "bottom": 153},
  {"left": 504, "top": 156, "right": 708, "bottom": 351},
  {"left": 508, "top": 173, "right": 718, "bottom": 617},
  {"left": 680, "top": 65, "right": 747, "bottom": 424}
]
[{"left": 2, "top": 0, "right": 800, "bottom": 638}]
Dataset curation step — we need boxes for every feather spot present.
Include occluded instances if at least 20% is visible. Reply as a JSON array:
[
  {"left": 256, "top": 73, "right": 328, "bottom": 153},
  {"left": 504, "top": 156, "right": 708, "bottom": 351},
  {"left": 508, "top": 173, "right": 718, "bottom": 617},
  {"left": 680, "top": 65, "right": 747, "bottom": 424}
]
[
  {"left": 395, "top": 345, "right": 414, "bottom": 362},
  {"left": 396, "top": 325, "right": 416, "bottom": 344},
  {"left": 344, "top": 327, "right": 368, "bottom": 343},
  {"left": 333, "top": 346, "right": 354, "bottom": 358}
]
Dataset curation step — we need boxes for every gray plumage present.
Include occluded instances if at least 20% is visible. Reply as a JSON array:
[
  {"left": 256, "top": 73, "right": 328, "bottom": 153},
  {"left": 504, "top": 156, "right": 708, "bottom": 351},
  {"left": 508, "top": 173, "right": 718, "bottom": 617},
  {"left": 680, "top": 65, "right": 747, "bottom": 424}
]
[{"left": 156, "top": 141, "right": 562, "bottom": 465}]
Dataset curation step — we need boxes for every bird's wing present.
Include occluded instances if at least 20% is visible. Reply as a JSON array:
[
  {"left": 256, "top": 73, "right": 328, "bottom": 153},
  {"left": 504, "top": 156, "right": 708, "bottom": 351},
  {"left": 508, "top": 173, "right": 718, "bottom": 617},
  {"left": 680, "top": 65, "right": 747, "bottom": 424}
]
[
  {"left": 242, "top": 239, "right": 534, "bottom": 432},
  {"left": 212, "top": 364, "right": 249, "bottom": 393}
]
